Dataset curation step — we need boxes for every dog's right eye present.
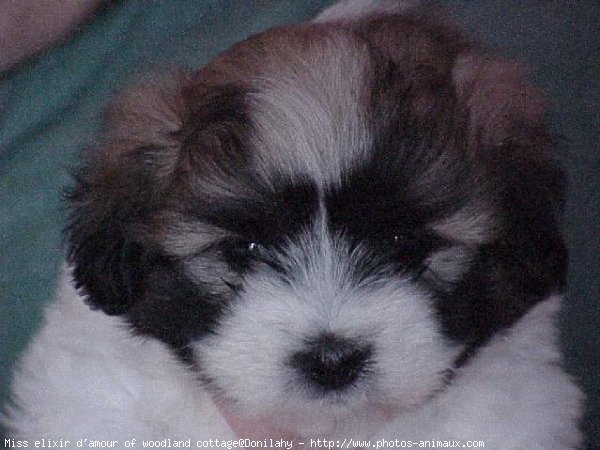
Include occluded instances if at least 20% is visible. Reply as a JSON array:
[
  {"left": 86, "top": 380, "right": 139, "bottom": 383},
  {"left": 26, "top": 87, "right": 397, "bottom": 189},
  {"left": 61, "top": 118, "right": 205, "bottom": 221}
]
[{"left": 220, "top": 239, "right": 263, "bottom": 272}]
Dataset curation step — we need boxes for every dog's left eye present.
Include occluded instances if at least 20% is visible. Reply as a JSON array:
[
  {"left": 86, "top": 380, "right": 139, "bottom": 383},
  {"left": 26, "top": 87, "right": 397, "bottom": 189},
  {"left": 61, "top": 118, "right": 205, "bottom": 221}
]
[
  {"left": 392, "top": 234, "right": 407, "bottom": 246},
  {"left": 389, "top": 232, "right": 444, "bottom": 266},
  {"left": 391, "top": 233, "right": 418, "bottom": 251}
]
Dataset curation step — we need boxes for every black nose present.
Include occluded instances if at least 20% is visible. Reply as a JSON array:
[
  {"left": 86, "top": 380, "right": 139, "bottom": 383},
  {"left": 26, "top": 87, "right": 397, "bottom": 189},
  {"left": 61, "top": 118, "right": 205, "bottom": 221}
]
[{"left": 290, "top": 334, "right": 372, "bottom": 391}]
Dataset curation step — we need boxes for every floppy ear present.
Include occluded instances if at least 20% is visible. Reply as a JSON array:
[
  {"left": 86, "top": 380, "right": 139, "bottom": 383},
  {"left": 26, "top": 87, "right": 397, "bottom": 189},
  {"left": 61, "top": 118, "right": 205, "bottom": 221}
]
[
  {"left": 446, "top": 53, "right": 568, "bottom": 342},
  {"left": 453, "top": 52, "right": 567, "bottom": 290},
  {"left": 452, "top": 53, "right": 547, "bottom": 146},
  {"left": 65, "top": 75, "right": 189, "bottom": 315}
]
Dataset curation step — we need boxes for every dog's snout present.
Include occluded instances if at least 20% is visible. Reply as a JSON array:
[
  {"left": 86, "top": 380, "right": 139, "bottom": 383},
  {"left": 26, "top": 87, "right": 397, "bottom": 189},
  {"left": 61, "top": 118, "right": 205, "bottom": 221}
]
[{"left": 290, "top": 334, "right": 372, "bottom": 391}]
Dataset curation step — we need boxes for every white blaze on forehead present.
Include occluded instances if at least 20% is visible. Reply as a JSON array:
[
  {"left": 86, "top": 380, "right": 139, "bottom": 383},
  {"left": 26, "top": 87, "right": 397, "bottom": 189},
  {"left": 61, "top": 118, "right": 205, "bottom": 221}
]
[{"left": 247, "top": 33, "right": 372, "bottom": 187}]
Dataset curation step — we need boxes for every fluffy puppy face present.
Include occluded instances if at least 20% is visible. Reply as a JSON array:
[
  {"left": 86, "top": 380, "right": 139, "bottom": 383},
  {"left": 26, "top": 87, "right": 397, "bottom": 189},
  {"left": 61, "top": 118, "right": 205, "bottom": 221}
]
[{"left": 66, "top": 12, "right": 567, "bottom": 435}]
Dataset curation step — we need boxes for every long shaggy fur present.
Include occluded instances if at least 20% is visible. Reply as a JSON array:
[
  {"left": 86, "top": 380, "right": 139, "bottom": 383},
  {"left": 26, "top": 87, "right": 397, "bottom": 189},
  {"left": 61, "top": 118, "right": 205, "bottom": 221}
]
[{"left": 4, "top": 1, "right": 584, "bottom": 448}]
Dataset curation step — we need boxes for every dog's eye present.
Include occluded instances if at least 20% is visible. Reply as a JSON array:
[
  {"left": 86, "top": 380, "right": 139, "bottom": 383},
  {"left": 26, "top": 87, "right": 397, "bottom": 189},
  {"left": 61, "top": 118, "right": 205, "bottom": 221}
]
[
  {"left": 392, "top": 234, "right": 406, "bottom": 246},
  {"left": 390, "top": 232, "right": 443, "bottom": 266},
  {"left": 391, "top": 233, "right": 417, "bottom": 251},
  {"left": 247, "top": 242, "right": 261, "bottom": 252},
  {"left": 221, "top": 239, "right": 263, "bottom": 272}
]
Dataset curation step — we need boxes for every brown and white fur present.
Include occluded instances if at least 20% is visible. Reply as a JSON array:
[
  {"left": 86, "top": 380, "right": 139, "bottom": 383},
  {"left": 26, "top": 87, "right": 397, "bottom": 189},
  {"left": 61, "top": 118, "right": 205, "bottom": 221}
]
[{"left": 4, "top": 1, "right": 584, "bottom": 448}]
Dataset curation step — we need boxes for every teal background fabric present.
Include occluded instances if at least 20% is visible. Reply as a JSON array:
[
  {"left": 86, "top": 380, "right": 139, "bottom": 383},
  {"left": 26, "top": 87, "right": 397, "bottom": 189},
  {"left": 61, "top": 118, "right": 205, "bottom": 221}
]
[{"left": 1, "top": 0, "right": 597, "bottom": 446}]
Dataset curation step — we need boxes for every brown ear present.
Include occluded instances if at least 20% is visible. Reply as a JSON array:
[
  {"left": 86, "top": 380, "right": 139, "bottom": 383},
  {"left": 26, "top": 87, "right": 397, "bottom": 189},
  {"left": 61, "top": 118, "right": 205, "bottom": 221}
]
[
  {"left": 452, "top": 53, "right": 547, "bottom": 147},
  {"left": 454, "top": 50, "right": 568, "bottom": 294},
  {"left": 98, "top": 72, "right": 190, "bottom": 185},
  {"left": 66, "top": 71, "right": 254, "bottom": 315},
  {"left": 66, "top": 74, "right": 190, "bottom": 315}
]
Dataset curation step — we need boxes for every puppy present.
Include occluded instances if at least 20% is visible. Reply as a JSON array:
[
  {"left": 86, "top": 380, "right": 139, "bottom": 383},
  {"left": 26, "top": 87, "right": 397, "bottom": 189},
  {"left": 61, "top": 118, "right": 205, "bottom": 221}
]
[{"left": 4, "top": 1, "right": 584, "bottom": 448}]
